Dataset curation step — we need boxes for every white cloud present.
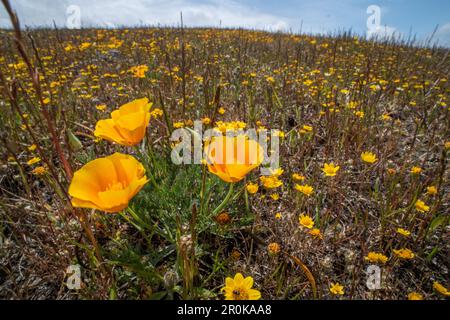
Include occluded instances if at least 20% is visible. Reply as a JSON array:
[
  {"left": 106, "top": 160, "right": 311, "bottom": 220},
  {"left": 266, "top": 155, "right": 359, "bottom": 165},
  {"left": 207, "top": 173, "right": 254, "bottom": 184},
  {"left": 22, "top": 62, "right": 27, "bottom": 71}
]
[
  {"left": 364, "top": 4, "right": 400, "bottom": 41},
  {"left": 1, "top": 0, "right": 448, "bottom": 47},
  {"left": 433, "top": 22, "right": 450, "bottom": 47},
  {"left": 366, "top": 25, "right": 399, "bottom": 40},
  {"left": 0, "top": 0, "right": 292, "bottom": 31}
]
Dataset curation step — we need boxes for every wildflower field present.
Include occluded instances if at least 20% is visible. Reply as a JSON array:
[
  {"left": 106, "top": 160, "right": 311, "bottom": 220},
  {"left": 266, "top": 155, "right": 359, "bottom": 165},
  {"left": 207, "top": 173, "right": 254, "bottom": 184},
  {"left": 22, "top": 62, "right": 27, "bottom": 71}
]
[{"left": 0, "top": 3, "right": 449, "bottom": 300}]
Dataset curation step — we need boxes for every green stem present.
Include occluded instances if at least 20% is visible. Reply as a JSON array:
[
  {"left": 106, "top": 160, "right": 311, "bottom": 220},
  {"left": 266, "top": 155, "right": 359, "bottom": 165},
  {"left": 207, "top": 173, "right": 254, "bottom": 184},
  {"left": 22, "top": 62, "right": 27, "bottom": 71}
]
[
  {"left": 133, "top": 146, "right": 159, "bottom": 190},
  {"left": 127, "top": 206, "right": 150, "bottom": 228},
  {"left": 212, "top": 183, "right": 234, "bottom": 216},
  {"left": 199, "top": 164, "right": 207, "bottom": 216},
  {"left": 271, "top": 84, "right": 283, "bottom": 110},
  {"left": 244, "top": 189, "right": 250, "bottom": 213}
]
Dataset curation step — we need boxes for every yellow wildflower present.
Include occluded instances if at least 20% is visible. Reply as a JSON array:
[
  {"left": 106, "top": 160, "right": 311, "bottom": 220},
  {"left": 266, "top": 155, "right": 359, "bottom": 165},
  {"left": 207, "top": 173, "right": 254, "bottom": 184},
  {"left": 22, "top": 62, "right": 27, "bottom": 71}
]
[
  {"left": 260, "top": 175, "right": 283, "bottom": 189},
  {"left": 96, "top": 104, "right": 107, "bottom": 111},
  {"left": 411, "top": 166, "right": 422, "bottom": 174},
  {"left": 201, "top": 117, "right": 211, "bottom": 125},
  {"left": 354, "top": 111, "right": 364, "bottom": 118},
  {"left": 329, "top": 282, "right": 344, "bottom": 295},
  {"left": 426, "top": 186, "right": 437, "bottom": 195},
  {"left": 32, "top": 166, "right": 47, "bottom": 175},
  {"left": 294, "top": 184, "right": 314, "bottom": 196},
  {"left": 129, "top": 65, "right": 148, "bottom": 78},
  {"left": 268, "top": 167, "right": 284, "bottom": 177},
  {"left": 396, "top": 228, "right": 411, "bottom": 237},
  {"left": 408, "top": 292, "right": 423, "bottom": 300},
  {"left": 365, "top": 252, "right": 388, "bottom": 264},
  {"left": 266, "top": 76, "right": 275, "bottom": 83},
  {"left": 433, "top": 281, "right": 450, "bottom": 297},
  {"left": 173, "top": 122, "right": 184, "bottom": 128},
  {"left": 361, "top": 151, "right": 378, "bottom": 164},
  {"left": 246, "top": 182, "right": 259, "bottom": 194},
  {"left": 27, "top": 157, "right": 41, "bottom": 165},
  {"left": 299, "top": 213, "right": 314, "bottom": 229},
  {"left": 222, "top": 273, "right": 261, "bottom": 300},
  {"left": 309, "top": 228, "right": 323, "bottom": 239},
  {"left": 270, "top": 193, "right": 280, "bottom": 200},
  {"left": 415, "top": 200, "right": 430, "bottom": 213},
  {"left": 150, "top": 108, "right": 163, "bottom": 118},
  {"left": 292, "top": 173, "right": 305, "bottom": 181},
  {"left": 322, "top": 163, "right": 340, "bottom": 177},
  {"left": 393, "top": 248, "right": 415, "bottom": 260},
  {"left": 28, "top": 144, "right": 37, "bottom": 151},
  {"left": 299, "top": 125, "right": 313, "bottom": 134}
]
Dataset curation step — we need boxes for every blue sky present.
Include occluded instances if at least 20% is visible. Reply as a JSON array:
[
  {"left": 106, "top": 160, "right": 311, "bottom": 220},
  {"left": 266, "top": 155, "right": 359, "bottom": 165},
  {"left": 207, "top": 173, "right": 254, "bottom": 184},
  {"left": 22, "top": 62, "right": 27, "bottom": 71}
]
[{"left": 1, "top": 0, "right": 449, "bottom": 46}]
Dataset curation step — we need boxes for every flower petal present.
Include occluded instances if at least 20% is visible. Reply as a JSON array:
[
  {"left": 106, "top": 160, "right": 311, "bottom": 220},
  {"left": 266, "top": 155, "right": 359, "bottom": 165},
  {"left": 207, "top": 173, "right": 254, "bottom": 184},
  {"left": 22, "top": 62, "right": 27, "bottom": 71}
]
[
  {"left": 108, "top": 153, "right": 145, "bottom": 185},
  {"left": 97, "top": 188, "right": 130, "bottom": 212},
  {"left": 225, "top": 277, "right": 235, "bottom": 288},
  {"left": 243, "top": 276, "right": 254, "bottom": 290},
  {"left": 71, "top": 197, "right": 103, "bottom": 211},
  {"left": 116, "top": 111, "right": 149, "bottom": 132},
  {"left": 116, "top": 98, "right": 150, "bottom": 117},
  {"left": 68, "top": 167, "right": 102, "bottom": 204},
  {"left": 234, "top": 273, "right": 244, "bottom": 285},
  {"left": 248, "top": 289, "right": 261, "bottom": 300},
  {"left": 94, "top": 119, "right": 127, "bottom": 145}
]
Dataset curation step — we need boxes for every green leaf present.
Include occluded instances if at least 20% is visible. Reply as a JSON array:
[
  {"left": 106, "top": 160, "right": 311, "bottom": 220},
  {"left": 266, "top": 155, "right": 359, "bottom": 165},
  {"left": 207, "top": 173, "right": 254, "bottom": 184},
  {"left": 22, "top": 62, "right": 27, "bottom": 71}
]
[
  {"left": 67, "top": 129, "right": 83, "bottom": 151},
  {"left": 149, "top": 291, "right": 167, "bottom": 300},
  {"left": 426, "top": 246, "right": 439, "bottom": 262},
  {"left": 429, "top": 215, "right": 447, "bottom": 232}
]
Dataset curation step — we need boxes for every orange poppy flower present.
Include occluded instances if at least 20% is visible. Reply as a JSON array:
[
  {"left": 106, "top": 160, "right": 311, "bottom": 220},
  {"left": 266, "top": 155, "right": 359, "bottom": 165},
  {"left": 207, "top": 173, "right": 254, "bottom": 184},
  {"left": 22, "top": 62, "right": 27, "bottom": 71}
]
[
  {"left": 205, "top": 135, "right": 263, "bottom": 183},
  {"left": 69, "top": 153, "right": 148, "bottom": 212},
  {"left": 94, "top": 98, "right": 152, "bottom": 146}
]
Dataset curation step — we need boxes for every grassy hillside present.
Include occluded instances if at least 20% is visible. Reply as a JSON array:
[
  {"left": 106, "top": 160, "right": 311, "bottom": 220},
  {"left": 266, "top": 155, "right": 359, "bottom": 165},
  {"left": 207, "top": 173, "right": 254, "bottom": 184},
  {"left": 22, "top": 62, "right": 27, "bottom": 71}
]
[{"left": 0, "top": 15, "right": 449, "bottom": 300}]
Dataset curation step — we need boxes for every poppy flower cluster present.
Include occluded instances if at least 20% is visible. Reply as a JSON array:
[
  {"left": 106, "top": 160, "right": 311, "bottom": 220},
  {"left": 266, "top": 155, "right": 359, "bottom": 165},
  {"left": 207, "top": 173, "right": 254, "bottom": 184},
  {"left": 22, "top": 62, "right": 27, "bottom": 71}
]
[{"left": 70, "top": 98, "right": 152, "bottom": 213}]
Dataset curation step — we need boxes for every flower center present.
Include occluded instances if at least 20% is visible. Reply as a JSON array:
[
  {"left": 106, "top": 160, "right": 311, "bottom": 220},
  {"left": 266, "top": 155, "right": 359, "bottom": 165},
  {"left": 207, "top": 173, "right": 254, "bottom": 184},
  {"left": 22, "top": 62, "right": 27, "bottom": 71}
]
[
  {"left": 106, "top": 181, "right": 124, "bottom": 191},
  {"left": 232, "top": 288, "right": 249, "bottom": 300}
]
